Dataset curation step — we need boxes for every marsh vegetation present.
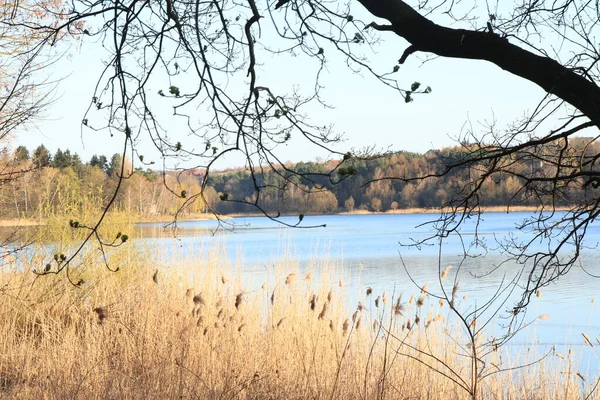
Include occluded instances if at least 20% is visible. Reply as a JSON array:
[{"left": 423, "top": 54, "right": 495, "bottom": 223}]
[{"left": 1, "top": 226, "right": 598, "bottom": 399}]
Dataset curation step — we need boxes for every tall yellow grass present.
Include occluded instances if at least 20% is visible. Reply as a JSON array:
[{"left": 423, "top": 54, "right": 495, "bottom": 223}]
[{"left": 0, "top": 243, "right": 594, "bottom": 399}]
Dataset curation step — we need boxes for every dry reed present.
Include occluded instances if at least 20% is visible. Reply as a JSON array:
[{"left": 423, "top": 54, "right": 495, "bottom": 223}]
[{"left": 0, "top": 244, "right": 593, "bottom": 400}]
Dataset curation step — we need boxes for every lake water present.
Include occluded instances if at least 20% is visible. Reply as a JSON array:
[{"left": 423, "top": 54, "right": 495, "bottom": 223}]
[{"left": 136, "top": 212, "right": 600, "bottom": 374}]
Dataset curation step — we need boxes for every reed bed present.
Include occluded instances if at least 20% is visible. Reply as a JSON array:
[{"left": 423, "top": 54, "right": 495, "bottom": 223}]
[{"left": 0, "top": 244, "right": 595, "bottom": 399}]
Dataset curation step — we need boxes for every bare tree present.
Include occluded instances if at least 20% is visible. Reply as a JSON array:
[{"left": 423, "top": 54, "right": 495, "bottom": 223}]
[
  {"left": 4, "top": 0, "right": 600, "bottom": 307},
  {"left": 0, "top": 0, "right": 73, "bottom": 263},
  {"left": 1, "top": 0, "right": 71, "bottom": 145}
]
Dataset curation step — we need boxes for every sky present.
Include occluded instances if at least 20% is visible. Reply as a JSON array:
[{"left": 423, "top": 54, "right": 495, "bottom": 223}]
[{"left": 11, "top": 3, "right": 551, "bottom": 170}]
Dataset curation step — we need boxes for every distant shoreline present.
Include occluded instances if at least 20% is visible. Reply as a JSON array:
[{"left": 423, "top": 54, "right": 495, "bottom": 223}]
[
  {"left": 0, "top": 219, "right": 45, "bottom": 227},
  {"left": 227, "top": 205, "right": 567, "bottom": 218},
  {"left": 0, "top": 205, "right": 568, "bottom": 227},
  {"left": 341, "top": 205, "right": 568, "bottom": 215}
]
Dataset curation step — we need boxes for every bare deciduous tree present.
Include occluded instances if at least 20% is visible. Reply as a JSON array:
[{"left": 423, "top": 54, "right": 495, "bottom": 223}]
[
  {"left": 5, "top": 0, "right": 600, "bottom": 308},
  {"left": 0, "top": 0, "right": 73, "bottom": 262}
]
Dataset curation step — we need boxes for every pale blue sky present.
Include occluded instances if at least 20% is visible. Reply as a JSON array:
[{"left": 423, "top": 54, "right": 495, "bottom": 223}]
[{"left": 12, "top": 8, "right": 550, "bottom": 169}]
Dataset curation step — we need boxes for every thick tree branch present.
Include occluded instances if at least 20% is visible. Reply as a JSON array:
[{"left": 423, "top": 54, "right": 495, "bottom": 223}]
[
  {"left": 360, "top": 0, "right": 600, "bottom": 127},
  {"left": 398, "top": 44, "right": 416, "bottom": 64}
]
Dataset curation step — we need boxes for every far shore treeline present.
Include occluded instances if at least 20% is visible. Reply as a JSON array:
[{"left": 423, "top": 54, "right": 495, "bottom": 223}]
[{"left": 2, "top": 140, "right": 597, "bottom": 220}]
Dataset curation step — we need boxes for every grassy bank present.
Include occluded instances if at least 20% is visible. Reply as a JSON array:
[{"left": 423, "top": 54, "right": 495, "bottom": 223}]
[
  {"left": 0, "top": 213, "right": 217, "bottom": 228},
  {"left": 0, "top": 204, "right": 573, "bottom": 227},
  {"left": 0, "top": 219, "right": 44, "bottom": 227},
  {"left": 0, "top": 242, "right": 594, "bottom": 399}
]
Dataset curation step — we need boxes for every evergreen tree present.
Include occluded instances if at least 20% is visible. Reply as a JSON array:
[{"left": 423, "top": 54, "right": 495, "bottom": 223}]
[
  {"left": 90, "top": 154, "right": 108, "bottom": 171},
  {"left": 13, "top": 146, "right": 30, "bottom": 162},
  {"left": 32, "top": 144, "right": 51, "bottom": 168},
  {"left": 71, "top": 153, "right": 82, "bottom": 167},
  {"left": 107, "top": 153, "right": 123, "bottom": 176},
  {"left": 53, "top": 148, "right": 72, "bottom": 168}
]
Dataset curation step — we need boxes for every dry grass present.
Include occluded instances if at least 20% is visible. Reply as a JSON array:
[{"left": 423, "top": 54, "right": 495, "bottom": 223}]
[
  {"left": 0, "top": 245, "right": 594, "bottom": 399},
  {"left": 0, "top": 218, "right": 44, "bottom": 227}
]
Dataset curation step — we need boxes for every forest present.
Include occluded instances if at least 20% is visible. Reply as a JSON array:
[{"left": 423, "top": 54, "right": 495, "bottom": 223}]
[{"left": 3, "top": 137, "right": 599, "bottom": 220}]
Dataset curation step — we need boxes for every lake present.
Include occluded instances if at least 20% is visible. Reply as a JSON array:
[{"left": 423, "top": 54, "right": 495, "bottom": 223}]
[{"left": 135, "top": 212, "right": 600, "bottom": 374}]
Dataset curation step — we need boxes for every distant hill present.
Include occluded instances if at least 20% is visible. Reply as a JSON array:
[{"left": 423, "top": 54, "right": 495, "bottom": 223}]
[{"left": 4, "top": 139, "right": 598, "bottom": 220}]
